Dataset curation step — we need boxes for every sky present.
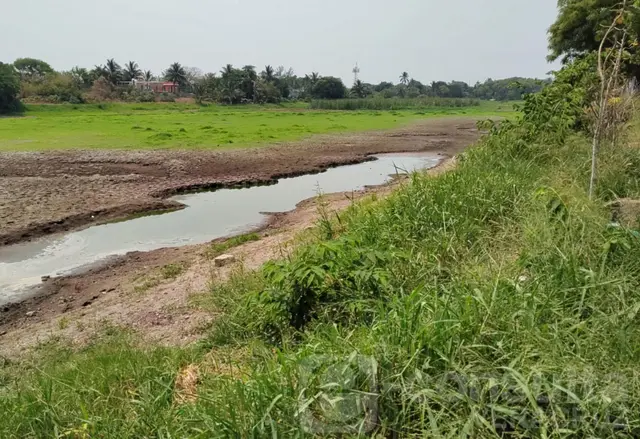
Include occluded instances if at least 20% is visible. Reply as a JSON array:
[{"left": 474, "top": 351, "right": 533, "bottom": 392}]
[{"left": 2, "top": 0, "right": 562, "bottom": 85}]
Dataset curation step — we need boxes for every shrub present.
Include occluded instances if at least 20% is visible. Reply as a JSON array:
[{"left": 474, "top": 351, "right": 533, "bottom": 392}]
[
  {"left": 311, "top": 76, "right": 347, "bottom": 99},
  {"left": 20, "top": 73, "right": 85, "bottom": 103},
  {"left": 157, "top": 92, "right": 176, "bottom": 102},
  {"left": 85, "top": 77, "right": 116, "bottom": 102},
  {"left": 121, "top": 88, "right": 156, "bottom": 103},
  {"left": 0, "top": 62, "right": 23, "bottom": 113}
]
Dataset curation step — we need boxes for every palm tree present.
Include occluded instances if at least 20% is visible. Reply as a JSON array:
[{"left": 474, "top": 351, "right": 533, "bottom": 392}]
[
  {"left": 123, "top": 61, "right": 142, "bottom": 82},
  {"left": 143, "top": 70, "right": 154, "bottom": 81},
  {"left": 164, "top": 62, "right": 187, "bottom": 86},
  {"left": 351, "top": 79, "right": 366, "bottom": 98},
  {"left": 105, "top": 58, "right": 122, "bottom": 84},
  {"left": 400, "top": 72, "right": 410, "bottom": 86},
  {"left": 221, "top": 64, "right": 234, "bottom": 77},
  {"left": 242, "top": 65, "right": 257, "bottom": 80},
  {"left": 261, "top": 65, "right": 275, "bottom": 82}
]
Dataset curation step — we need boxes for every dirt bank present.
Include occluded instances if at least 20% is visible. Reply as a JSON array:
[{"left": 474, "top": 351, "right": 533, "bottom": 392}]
[{"left": 0, "top": 118, "right": 479, "bottom": 246}]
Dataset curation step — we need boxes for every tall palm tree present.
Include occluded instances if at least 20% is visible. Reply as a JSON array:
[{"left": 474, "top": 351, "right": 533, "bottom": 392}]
[
  {"left": 123, "top": 61, "right": 142, "bottom": 82},
  {"left": 400, "top": 72, "right": 410, "bottom": 86},
  {"left": 351, "top": 79, "right": 366, "bottom": 98},
  {"left": 143, "top": 70, "right": 154, "bottom": 81},
  {"left": 164, "top": 62, "right": 187, "bottom": 86},
  {"left": 221, "top": 64, "right": 234, "bottom": 77},
  {"left": 261, "top": 65, "right": 275, "bottom": 82},
  {"left": 105, "top": 58, "right": 122, "bottom": 84},
  {"left": 242, "top": 65, "right": 257, "bottom": 80},
  {"left": 304, "top": 72, "right": 321, "bottom": 85}
]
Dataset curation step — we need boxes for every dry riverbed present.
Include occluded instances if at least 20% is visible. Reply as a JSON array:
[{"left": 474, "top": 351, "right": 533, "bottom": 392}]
[{"left": 0, "top": 118, "right": 479, "bottom": 355}]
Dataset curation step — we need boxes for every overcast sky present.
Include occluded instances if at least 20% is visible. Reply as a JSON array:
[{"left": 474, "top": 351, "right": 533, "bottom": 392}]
[{"left": 2, "top": 0, "right": 561, "bottom": 85}]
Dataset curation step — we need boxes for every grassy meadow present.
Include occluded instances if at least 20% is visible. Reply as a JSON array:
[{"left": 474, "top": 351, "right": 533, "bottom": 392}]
[
  {"left": 2, "top": 104, "right": 640, "bottom": 437},
  {"left": 0, "top": 101, "right": 515, "bottom": 151}
]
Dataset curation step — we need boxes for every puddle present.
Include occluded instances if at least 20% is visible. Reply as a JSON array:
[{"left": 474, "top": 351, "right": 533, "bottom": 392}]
[{"left": 0, "top": 153, "right": 440, "bottom": 304}]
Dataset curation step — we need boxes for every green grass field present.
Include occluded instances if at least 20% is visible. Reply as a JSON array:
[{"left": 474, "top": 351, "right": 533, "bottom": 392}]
[{"left": 0, "top": 101, "right": 516, "bottom": 151}]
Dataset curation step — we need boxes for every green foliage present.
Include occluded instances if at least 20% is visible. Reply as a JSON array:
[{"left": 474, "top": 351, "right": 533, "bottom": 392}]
[
  {"left": 549, "top": 0, "right": 640, "bottom": 78},
  {"left": 207, "top": 233, "right": 261, "bottom": 258},
  {"left": 12, "top": 57, "right": 54, "bottom": 79},
  {"left": 20, "top": 72, "right": 85, "bottom": 104},
  {"left": 472, "top": 77, "right": 550, "bottom": 100},
  {"left": 310, "top": 96, "right": 479, "bottom": 110},
  {"left": 123, "top": 61, "right": 142, "bottom": 82},
  {"left": 0, "top": 62, "right": 23, "bottom": 114},
  {"left": 311, "top": 76, "right": 347, "bottom": 99},
  {"left": 521, "top": 54, "right": 598, "bottom": 133},
  {"left": 163, "top": 62, "right": 187, "bottom": 86},
  {"left": 350, "top": 79, "right": 370, "bottom": 98}
]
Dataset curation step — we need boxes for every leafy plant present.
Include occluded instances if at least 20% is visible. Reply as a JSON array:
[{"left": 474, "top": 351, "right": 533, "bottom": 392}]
[{"left": 0, "top": 62, "right": 23, "bottom": 113}]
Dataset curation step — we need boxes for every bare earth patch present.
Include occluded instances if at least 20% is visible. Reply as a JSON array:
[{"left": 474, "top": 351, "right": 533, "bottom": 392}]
[{"left": 0, "top": 118, "right": 479, "bottom": 356}]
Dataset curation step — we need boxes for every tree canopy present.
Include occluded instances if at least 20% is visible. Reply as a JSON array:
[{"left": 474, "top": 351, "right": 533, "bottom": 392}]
[
  {"left": 13, "top": 58, "right": 54, "bottom": 79},
  {"left": 312, "top": 77, "right": 347, "bottom": 99},
  {"left": 548, "top": 0, "right": 640, "bottom": 77},
  {"left": 0, "top": 62, "right": 23, "bottom": 113}
]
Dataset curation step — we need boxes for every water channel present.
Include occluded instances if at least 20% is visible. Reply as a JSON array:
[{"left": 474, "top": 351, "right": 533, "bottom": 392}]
[{"left": 0, "top": 153, "right": 441, "bottom": 304}]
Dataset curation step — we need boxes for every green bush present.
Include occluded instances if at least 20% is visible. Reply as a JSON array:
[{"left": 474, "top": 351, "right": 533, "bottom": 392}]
[
  {"left": 20, "top": 73, "right": 84, "bottom": 104},
  {"left": 120, "top": 88, "right": 156, "bottom": 103},
  {"left": 311, "top": 76, "right": 347, "bottom": 99},
  {"left": 0, "top": 62, "right": 23, "bottom": 113}
]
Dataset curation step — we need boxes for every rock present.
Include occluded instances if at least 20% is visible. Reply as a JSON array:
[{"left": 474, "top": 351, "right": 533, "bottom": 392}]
[
  {"left": 0, "top": 330, "right": 6, "bottom": 336},
  {"left": 41, "top": 275, "right": 51, "bottom": 282},
  {"left": 214, "top": 254, "right": 236, "bottom": 267},
  {"left": 25, "top": 311, "right": 36, "bottom": 317}
]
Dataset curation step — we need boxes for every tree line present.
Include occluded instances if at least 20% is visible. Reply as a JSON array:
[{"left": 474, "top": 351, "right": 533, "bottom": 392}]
[{"left": 1, "top": 56, "right": 548, "bottom": 112}]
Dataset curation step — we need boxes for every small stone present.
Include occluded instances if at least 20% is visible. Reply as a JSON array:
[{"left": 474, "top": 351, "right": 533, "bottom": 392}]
[
  {"left": 25, "top": 311, "right": 36, "bottom": 317},
  {"left": 0, "top": 330, "right": 6, "bottom": 336},
  {"left": 214, "top": 254, "right": 236, "bottom": 267},
  {"left": 41, "top": 275, "right": 51, "bottom": 282}
]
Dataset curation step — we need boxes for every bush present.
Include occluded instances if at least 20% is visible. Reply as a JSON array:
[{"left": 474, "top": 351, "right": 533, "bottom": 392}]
[
  {"left": 311, "top": 76, "right": 347, "bottom": 99},
  {"left": 20, "top": 73, "right": 84, "bottom": 103},
  {"left": 85, "top": 77, "right": 116, "bottom": 102},
  {"left": 157, "top": 92, "right": 176, "bottom": 102},
  {"left": 121, "top": 88, "right": 156, "bottom": 103},
  {"left": 0, "top": 62, "right": 23, "bottom": 113}
]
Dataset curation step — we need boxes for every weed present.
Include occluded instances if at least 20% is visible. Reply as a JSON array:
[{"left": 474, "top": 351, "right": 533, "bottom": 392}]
[
  {"left": 206, "top": 233, "right": 260, "bottom": 259},
  {"left": 160, "top": 263, "right": 185, "bottom": 279}
]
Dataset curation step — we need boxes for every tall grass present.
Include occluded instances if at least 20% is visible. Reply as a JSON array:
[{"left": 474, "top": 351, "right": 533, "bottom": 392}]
[
  {"left": 3, "top": 117, "right": 640, "bottom": 437},
  {"left": 309, "top": 96, "right": 480, "bottom": 110}
]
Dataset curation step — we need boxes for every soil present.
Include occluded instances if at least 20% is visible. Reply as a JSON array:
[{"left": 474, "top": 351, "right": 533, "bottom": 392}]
[{"left": 0, "top": 118, "right": 479, "bottom": 356}]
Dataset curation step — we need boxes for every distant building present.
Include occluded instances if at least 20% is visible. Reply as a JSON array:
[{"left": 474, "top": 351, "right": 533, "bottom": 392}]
[{"left": 130, "top": 80, "right": 180, "bottom": 94}]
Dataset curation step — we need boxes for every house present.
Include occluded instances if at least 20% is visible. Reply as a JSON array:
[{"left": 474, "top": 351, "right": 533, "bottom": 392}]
[{"left": 132, "top": 80, "right": 179, "bottom": 94}]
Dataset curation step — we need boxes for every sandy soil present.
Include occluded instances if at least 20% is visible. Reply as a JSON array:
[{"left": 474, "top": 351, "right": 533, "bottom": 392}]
[{"left": 0, "top": 118, "right": 478, "bottom": 356}]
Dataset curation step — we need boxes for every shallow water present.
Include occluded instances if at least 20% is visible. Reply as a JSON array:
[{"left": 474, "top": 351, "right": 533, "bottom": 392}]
[{"left": 0, "top": 153, "right": 440, "bottom": 304}]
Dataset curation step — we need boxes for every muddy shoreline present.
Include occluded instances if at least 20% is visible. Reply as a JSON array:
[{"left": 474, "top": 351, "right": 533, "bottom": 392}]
[
  {"left": 0, "top": 118, "right": 479, "bottom": 354},
  {"left": 0, "top": 118, "right": 479, "bottom": 247}
]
